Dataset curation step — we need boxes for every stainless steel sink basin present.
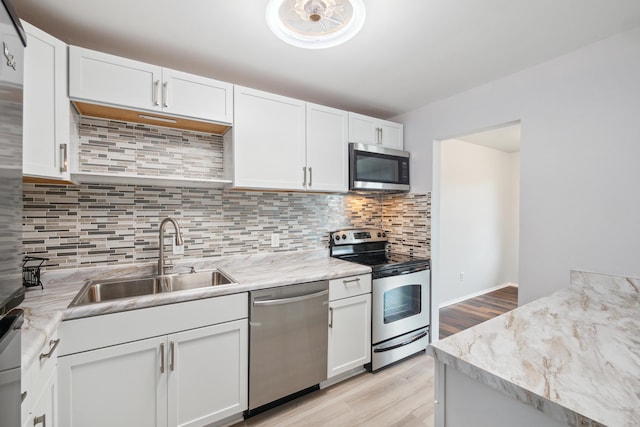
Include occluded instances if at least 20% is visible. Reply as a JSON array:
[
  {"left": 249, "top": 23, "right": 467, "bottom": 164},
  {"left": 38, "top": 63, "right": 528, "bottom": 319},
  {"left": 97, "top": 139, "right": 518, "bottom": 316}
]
[
  {"left": 164, "top": 270, "right": 234, "bottom": 291},
  {"left": 69, "top": 269, "right": 237, "bottom": 307}
]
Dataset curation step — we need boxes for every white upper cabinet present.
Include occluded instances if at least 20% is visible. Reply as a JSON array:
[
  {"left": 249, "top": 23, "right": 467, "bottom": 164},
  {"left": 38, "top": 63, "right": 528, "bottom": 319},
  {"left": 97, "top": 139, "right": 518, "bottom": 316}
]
[
  {"left": 231, "top": 86, "right": 306, "bottom": 191},
  {"left": 348, "top": 112, "right": 404, "bottom": 150},
  {"left": 161, "top": 68, "right": 233, "bottom": 123},
  {"left": 305, "top": 103, "right": 348, "bottom": 192},
  {"left": 230, "top": 86, "right": 349, "bottom": 192},
  {"left": 68, "top": 46, "right": 233, "bottom": 124},
  {"left": 22, "top": 21, "right": 70, "bottom": 181}
]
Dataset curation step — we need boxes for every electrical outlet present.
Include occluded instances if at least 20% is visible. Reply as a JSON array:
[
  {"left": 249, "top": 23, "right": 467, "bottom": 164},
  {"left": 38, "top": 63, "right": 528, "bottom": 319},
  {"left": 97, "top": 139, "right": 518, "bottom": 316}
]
[
  {"left": 271, "top": 233, "right": 280, "bottom": 248},
  {"left": 460, "top": 272, "right": 464, "bottom": 281},
  {"left": 173, "top": 242, "right": 184, "bottom": 255}
]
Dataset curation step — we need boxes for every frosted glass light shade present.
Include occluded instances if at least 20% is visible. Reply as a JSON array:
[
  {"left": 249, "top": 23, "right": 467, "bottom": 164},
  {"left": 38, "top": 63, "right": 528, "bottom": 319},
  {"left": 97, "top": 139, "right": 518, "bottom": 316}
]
[{"left": 266, "top": 0, "right": 366, "bottom": 49}]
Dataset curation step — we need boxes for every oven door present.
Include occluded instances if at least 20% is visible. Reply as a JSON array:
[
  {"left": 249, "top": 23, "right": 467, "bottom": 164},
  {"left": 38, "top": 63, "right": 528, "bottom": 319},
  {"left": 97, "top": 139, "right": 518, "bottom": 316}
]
[{"left": 372, "top": 269, "right": 430, "bottom": 344}]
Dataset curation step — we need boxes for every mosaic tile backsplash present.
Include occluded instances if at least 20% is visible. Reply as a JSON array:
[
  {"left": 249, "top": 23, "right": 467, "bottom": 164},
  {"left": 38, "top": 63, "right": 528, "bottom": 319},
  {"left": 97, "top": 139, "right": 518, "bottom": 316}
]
[
  {"left": 23, "top": 117, "right": 430, "bottom": 271},
  {"left": 76, "top": 117, "right": 225, "bottom": 179},
  {"left": 23, "top": 184, "right": 430, "bottom": 270}
]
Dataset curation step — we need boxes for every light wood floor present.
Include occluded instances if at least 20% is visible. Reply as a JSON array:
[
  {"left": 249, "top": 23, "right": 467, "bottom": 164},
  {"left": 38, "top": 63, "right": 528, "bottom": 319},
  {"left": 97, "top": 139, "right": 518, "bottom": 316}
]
[
  {"left": 231, "top": 286, "right": 517, "bottom": 427},
  {"left": 232, "top": 352, "right": 435, "bottom": 427}
]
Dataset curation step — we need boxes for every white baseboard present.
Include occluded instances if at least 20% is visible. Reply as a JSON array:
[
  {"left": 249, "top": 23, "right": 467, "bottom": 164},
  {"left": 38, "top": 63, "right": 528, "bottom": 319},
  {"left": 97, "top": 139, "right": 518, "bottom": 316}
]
[{"left": 439, "top": 282, "right": 518, "bottom": 308}]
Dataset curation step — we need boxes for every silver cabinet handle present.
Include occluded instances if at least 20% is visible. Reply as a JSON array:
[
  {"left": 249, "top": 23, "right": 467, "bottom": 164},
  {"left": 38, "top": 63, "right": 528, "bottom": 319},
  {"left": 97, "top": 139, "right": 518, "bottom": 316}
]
[
  {"left": 21, "top": 391, "right": 27, "bottom": 402},
  {"left": 302, "top": 166, "right": 307, "bottom": 187},
  {"left": 153, "top": 80, "right": 160, "bottom": 106},
  {"left": 39, "top": 339, "right": 60, "bottom": 360},
  {"left": 170, "top": 341, "right": 175, "bottom": 371},
  {"left": 33, "top": 415, "right": 46, "bottom": 426},
  {"left": 253, "top": 289, "right": 328, "bottom": 306},
  {"left": 163, "top": 81, "right": 169, "bottom": 108},
  {"left": 308, "top": 167, "right": 312, "bottom": 188},
  {"left": 329, "top": 307, "right": 333, "bottom": 328},
  {"left": 160, "top": 343, "right": 165, "bottom": 373},
  {"left": 343, "top": 278, "right": 361, "bottom": 285},
  {"left": 59, "top": 144, "right": 68, "bottom": 173}
]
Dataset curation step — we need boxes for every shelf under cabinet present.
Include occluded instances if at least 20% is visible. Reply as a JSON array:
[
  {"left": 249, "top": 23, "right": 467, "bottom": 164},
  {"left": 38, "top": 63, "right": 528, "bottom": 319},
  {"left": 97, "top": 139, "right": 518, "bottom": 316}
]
[{"left": 70, "top": 172, "right": 232, "bottom": 188}]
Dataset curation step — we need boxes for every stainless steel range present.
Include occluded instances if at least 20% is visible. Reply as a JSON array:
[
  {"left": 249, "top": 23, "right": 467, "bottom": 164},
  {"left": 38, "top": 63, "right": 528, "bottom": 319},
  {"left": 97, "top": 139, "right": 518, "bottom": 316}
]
[{"left": 330, "top": 228, "right": 430, "bottom": 371}]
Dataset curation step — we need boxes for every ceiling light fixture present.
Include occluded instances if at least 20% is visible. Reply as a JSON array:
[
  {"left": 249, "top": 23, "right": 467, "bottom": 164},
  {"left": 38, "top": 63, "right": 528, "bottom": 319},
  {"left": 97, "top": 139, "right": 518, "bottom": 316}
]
[{"left": 266, "top": 0, "right": 366, "bottom": 49}]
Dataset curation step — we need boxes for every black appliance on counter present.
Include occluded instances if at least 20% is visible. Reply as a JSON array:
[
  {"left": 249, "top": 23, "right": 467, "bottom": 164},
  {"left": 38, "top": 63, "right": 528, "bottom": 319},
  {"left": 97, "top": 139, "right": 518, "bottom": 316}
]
[
  {"left": 0, "top": 1, "right": 26, "bottom": 425},
  {"left": 330, "top": 228, "right": 430, "bottom": 371}
]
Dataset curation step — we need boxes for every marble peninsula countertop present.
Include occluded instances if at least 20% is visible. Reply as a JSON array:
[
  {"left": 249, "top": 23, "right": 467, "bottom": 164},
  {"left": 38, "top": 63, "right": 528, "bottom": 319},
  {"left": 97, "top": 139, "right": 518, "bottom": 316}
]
[
  {"left": 428, "top": 271, "right": 640, "bottom": 427},
  {"left": 19, "top": 249, "right": 370, "bottom": 370}
]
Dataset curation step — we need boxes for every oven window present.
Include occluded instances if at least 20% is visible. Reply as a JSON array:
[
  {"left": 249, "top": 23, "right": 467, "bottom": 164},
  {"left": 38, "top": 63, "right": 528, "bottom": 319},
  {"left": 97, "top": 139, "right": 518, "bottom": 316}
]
[{"left": 383, "top": 285, "right": 422, "bottom": 324}]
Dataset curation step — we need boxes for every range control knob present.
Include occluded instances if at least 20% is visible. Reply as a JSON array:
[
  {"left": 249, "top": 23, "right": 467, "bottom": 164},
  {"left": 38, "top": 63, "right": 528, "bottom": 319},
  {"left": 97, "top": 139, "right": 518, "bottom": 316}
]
[
  {"left": 335, "top": 235, "right": 340, "bottom": 241},
  {"left": 342, "top": 234, "right": 347, "bottom": 240},
  {"left": 377, "top": 232, "right": 382, "bottom": 237},
  {"left": 382, "top": 232, "right": 386, "bottom": 237}
]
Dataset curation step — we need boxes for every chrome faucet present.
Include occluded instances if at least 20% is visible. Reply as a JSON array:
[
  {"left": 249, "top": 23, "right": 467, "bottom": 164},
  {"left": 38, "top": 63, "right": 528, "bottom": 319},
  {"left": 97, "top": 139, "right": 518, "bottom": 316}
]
[{"left": 158, "top": 217, "right": 184, "bottom": 275}]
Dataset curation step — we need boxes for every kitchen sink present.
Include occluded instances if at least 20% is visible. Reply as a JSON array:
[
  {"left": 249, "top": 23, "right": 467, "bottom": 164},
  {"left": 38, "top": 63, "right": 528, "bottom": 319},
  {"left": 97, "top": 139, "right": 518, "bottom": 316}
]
[{"left": 69, "top": 269, "right": 237, "bottom": 307}]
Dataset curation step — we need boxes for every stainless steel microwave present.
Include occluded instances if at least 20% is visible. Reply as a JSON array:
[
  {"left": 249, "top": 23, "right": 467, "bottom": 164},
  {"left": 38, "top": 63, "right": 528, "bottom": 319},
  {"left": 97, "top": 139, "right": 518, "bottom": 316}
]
[{"left": 349, "top": 143, "right": 410, "bottom": 192}]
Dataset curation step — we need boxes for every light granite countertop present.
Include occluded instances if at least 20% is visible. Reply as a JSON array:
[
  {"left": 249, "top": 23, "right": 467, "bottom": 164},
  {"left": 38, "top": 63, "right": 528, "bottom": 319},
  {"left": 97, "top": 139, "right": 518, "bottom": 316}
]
[
  {"left": 428, "top": 270, "right": 640, "bottom": 427},
  {"left": 19, "top": 249, "right": 371, "bottom": 370}
]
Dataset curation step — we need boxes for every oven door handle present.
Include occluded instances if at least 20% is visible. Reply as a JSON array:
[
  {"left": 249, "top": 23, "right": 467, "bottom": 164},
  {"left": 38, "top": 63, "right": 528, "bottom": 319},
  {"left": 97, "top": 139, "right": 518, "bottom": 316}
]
[{"left": 373, "top": 330, "right": 428, "bottom": 353}]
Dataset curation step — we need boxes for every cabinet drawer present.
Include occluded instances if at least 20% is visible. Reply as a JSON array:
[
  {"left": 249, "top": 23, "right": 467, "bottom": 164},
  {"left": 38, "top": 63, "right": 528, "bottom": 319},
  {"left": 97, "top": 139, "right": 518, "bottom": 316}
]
[
  {"left": 59, "top": 293, "right": 248, "bottom": 356},
  {"left": 329, "top": 274, "right": 371, "bottom": 301}
]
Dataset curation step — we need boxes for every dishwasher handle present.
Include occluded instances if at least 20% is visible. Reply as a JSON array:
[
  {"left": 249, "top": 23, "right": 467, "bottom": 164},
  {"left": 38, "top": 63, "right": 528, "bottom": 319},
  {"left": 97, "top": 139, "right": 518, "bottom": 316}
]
[{"left": 253, "top": 289, "right": 328, "bottom": 306}]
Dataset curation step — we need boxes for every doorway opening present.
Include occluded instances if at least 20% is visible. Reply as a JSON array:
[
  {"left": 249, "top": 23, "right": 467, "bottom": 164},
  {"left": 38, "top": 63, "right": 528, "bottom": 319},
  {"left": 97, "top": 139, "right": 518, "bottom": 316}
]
[{"left": 432, "top": 121, "right": 521, "bottom": 340}]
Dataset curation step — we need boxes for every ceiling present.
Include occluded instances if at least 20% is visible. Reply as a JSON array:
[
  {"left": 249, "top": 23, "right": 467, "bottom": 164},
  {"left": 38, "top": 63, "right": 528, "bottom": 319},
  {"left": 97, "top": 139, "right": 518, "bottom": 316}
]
[
  {"left": 14, "top": 0, "right": 640, "bottom": 118},
  {"left": 457, "top": 123, "right": 521, "bottom": 153}
]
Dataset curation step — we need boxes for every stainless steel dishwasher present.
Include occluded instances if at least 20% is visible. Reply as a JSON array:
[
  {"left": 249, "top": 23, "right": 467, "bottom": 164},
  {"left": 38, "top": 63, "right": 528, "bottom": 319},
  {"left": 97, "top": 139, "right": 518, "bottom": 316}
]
[{"left": 247, "top": 280, "right": 329, "bottom": 416}]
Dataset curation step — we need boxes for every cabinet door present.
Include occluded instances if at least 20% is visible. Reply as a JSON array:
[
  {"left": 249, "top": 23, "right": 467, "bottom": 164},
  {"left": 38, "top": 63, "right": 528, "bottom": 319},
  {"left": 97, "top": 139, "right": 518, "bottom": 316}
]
[
  {"left": 168, "top": 320, "right": 248, "bottom": 427},
  {"left": 232, "top": 86, "right": 306, "bottom": 190},
  {"left": 69, "top": 46, "right": 162, "bottom": 112},
  {"left": 348, "top": 112, "right": 378, "bottom": 144},
  {"left": 161, "top": 68, "right": 233, "bottom": 124},
  {"left": 327, "top": 294, "right": 371, "bottom": 378},
  {"left": 23, "top": 369, "right": 57, "bottom": 427},
  {"left": 22, "top": 22, "right": 70, "bottom": 181},
  {"left": 306, "top": 103, "right": 348, "bottom": 192},
  {"left": 348, "top": 112, "right": 404, "bottom": 149},
  {"left": 58, "top": 336, "right": 167, "bottom": 427},
  {"left": 379, "top": 119, "right": 404, "bottom": 150}
]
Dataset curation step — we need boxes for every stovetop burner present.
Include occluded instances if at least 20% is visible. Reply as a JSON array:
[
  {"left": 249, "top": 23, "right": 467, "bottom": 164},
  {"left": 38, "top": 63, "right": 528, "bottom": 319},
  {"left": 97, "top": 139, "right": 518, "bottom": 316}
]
[{"left": 329, "top": 228, "right": 429, "bottom": 278}]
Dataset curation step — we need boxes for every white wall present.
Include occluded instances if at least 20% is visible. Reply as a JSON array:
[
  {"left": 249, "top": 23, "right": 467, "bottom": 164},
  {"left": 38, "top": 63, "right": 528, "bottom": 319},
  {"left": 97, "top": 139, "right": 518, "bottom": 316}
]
[
  {"left": 393, "top": 27, "right": 640, "bottom": 315},
  {"left": 440, "top": 140, "right": 519, "bottom": 305}
]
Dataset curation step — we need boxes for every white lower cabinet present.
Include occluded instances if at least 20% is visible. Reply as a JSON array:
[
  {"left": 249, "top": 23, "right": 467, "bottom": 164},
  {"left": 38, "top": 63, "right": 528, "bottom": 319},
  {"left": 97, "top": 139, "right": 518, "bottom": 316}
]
[
  {"left": 23, "top": 368, "right": 57, "bottom": 427},
  {"left": 57, "top": 294, "right": 248, "bottom": 427},
  {"left": 168, "top": 321, "right": 248, "bottom": 427},
  {"left": 58, "top": 336, "right": 166, "bottom": 427},
  {"left": 327, "top": 274, "right": 372, "bottom": 378},
  {"left": 22, "top": 335, "right": 60, "bottom": 427}
]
